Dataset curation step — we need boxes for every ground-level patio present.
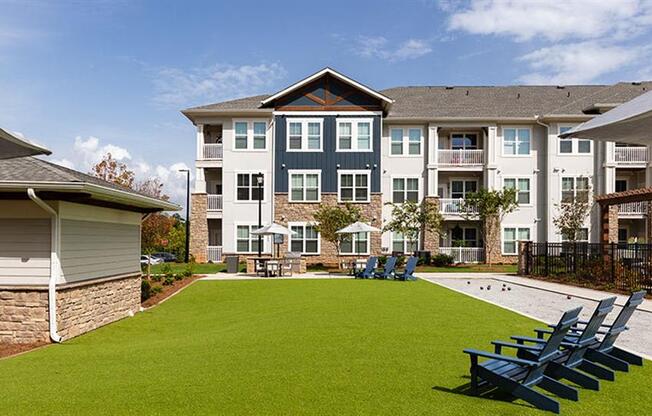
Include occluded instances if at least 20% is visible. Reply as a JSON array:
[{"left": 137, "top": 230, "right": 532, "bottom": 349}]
[{"left": 0, "top": 278, "right": 649, "bottom": 415}]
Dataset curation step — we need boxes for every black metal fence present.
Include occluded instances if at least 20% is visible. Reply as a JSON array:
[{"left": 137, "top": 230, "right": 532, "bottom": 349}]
[{"left": 523, "top": 242, "right": 652, "bottom": 292}]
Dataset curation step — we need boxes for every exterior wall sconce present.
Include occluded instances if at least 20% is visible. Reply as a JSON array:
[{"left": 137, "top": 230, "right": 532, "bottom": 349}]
[
  {"left": 336, "top": 163, "right": 341, "bottom": 169},
  {"left": 281, "top": 163, "right": 286, "bottom": 169}
]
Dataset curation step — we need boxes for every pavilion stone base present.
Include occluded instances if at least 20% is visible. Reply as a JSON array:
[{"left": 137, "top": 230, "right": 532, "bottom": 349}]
[{"left": 0, "top": 274, "right": 141, "bottom": 344}]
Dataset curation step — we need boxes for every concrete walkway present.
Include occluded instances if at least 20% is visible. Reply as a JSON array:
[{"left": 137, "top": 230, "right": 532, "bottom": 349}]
[{"left": 420, "top": 273, "right": 652, "bottom": 359}]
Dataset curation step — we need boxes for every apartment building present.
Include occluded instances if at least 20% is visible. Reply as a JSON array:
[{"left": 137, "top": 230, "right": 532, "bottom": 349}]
[{"left": 182, "top": 68, "right": 651, "bottom": 265}]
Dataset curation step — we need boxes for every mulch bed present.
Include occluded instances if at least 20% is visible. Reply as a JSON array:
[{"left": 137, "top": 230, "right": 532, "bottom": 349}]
[
  {"left": 141, "top": 274, "right": 202, "bottom": 308},
  {"left": 0, "top": 342, "right": 49, "bottom": 359}
]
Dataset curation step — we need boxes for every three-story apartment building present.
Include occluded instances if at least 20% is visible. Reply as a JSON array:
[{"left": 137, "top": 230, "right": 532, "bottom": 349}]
[{"left": 182, "top": 68, "right": 651, "bottom": 265}]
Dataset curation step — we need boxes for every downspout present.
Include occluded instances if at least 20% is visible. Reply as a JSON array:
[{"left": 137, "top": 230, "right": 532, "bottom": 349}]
[
  {"left": 535, "top": 116, "right": 550, "bottom": 242},
  {"left": 27, "top": 189, "right": 62, "bottom": 343}
]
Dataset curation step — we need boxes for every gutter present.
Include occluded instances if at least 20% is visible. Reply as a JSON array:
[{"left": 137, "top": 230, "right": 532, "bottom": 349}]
[{"left": 27, "top": 189, "right": 62, "bottom": 343}]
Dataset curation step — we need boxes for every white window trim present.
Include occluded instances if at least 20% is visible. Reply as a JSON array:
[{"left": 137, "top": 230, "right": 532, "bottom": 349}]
[
  {"left": 234, "top": 223, "right": 268, "bottom": 254},
  {"left": 501, "top": 126, "right": 532, "bottom": 157},
  {"left": 390, "top": 175, "right": 422, "bottom": 204},
  {"left": 336, "top": 118, "right": 374, "bottom": 152},
  {"left": 232, "top": 119, "right": 269, "bottom": 152},
  {"left": 559, "top": 176, "right": 591, "bottom": 204},
  {"left": 449, "top": 178, "right": 479, "bottom": 199},
  {"left": 449, "top": 131, "right": 480, "bottom": 150},
  {"left": 501, "top": 225, "right": 532, "bottom": 255},
  {"left": 339, "top": 232, "right": 371, "bottom": 255},
  {"left": 288, "top": 221, "right": 321, "bottom": 255},
  {"left": 502, "top": 175, "right": 534, "bottom": 207},
  {"left": 388, "top": 126, "right": 424, "bottom": 157},
  {"left": 557, "top": 124, "right": 592, "bottom": 156},
  {"left": 234, "top": 171, "right": 268, "bottom": 203},
  {"left": 286, "top": 118, "right": 324, "bottom": 152},
  {"left": 337, "top": 169, "right": 371, "bottom": 203},
  {"left": 287, "top": 169, "right": 322, "bottom": 203},
  {"left": 391, "top": 231, "right": 419, "bottom": 253}
]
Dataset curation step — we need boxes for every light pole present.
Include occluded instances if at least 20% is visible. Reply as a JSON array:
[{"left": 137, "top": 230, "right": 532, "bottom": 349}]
[
  {"left": 179, "top": 169, "right": 190, "bottom": 263},
  {"left": 257, "top": 172, "right": 263, "bottom": 258}
]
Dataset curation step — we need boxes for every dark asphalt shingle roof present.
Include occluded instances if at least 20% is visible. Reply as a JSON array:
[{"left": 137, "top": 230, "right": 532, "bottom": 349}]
[
  {"left": 184, "top": 82, "right": 652, "bottom": 119},
  {"left": 0, "top": 156, "right": 159, "bottom": 200}
]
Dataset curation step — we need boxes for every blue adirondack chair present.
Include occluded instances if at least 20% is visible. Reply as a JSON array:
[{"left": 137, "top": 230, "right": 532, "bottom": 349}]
[
  {"left": 578, "top": 290, "right": 646, "bottom": 372},
  {"left": 394, "top": 256, "right": 418, "bottom": 281},
  {"left": 354, "top": 257, "right": 377, "bottom": 279},
  {"left": 511, "top": 297, "right": 617, "bottom": 390},
  {"left": 374, "top": 256, "right": 397, "bottom": 279},
  {"left": 464, "top": 307, "right": 583, "bottom": 414}
]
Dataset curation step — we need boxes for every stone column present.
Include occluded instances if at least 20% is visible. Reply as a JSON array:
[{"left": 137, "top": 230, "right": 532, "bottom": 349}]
[
  {"left": 422, "top": 196, "right": 440, "bottom": 254},
  {"left": 517, "top": 240, "right": 529, "bottom": 275},
  {"left": 190, "top": 193, "right": 208, "bottom": 262},
  {"left": 600, "top": 203, "right": 619, "bottom": 244}
]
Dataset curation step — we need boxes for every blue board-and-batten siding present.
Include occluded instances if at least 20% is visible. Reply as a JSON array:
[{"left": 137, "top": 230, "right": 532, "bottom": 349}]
[{"left": 274, "top": 115, "right": 381, "bottom": 193}]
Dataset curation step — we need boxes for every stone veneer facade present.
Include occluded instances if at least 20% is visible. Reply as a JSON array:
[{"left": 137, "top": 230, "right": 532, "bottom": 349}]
[
  {"left": 422, "top": 196, "right": 440, "bottom": 255},
  {"left": 0, "top": 274, "right": 141, "bottom": 344},
  {"left": 484, "top": 216, "right": 518, "bottom": 265},
  {"left": 274, "top": 193, "right": 383, "bottom": 266},
  {"left": 189, "top": 193, "right": 208, "bottom": 263}
]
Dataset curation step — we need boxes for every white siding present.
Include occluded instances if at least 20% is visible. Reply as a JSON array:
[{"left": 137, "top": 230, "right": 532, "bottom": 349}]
[
  {"left": 60, "top": 219, "right": 140, "bottom": 282},
  {"left": 0, "top": 219, "right": 51, "bottom": 286}
]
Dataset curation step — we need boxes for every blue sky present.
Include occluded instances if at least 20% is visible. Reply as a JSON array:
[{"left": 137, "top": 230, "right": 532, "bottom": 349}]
[{"left": 1, "top": 0, "right": 651, "bottom": 205}]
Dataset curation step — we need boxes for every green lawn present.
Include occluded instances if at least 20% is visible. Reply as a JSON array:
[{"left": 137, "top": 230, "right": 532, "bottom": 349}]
[{"left": 0, "top": 280, "right": 649, "bottom": 415}]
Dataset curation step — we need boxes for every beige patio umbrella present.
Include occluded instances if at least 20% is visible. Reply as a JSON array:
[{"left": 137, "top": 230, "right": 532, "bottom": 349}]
[
  {"left": 251, "top": 223, "right": 297, "bottom": 257},
  {"left": 336, "top": 221, "right": 381, "bottom": 255}
]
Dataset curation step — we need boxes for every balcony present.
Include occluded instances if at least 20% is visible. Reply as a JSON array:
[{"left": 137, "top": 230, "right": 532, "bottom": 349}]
[
  {"left": 207, "top": 246, "right": 223, "bottom": 263},
  {"left": 439, "top": 198, "right": 478, "bottom": 217},
  {"left": 207, "top": 194, "right": 223, "bottom": 211},
  {"left": 438, "top": 149, "right": 484, "bottom": 168},
  {"left": 615, "top": 146, "right": 647, "bottom": 166},
  {"left": 439, "top": 247, "right": 484, "bottom": 263},
  {"left": 203, "top": 143, "right": 223, "bottom": 160},
  {"left": 618, "top": 201, "right": 647, "bottom": 217}
]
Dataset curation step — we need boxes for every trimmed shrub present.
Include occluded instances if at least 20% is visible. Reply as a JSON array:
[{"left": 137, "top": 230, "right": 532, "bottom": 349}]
[
  {"left": 141, "top": 279, "right": 151, "bottom": 302},
  {"left": 432, "top": 254, "right": 454, "bottom": 267},
  {"left": 163, "top": 276, "right": 175, "bottom": 286}
]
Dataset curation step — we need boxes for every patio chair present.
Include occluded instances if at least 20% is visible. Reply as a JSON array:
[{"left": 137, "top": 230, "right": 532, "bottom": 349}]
[
  {"left": 394, "top": 256, "right": 418, "bottom": 281},
  {"left": 463, "top": 307, "right": 583, "bottom": 414},
  {"left": 374, "top": 256, "right": 397, "bottom": 279},
  {"left": 511, "top": 297, "right": 617, "bottom": 390},
  {"left": 280, "top": 259, "right": 293, "bottom": 277},
  {"left": 355, "top": 257, "right": 377, "bottom": 279}
]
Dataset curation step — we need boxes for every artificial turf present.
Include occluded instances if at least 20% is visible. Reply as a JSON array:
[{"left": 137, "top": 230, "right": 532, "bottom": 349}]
[{"left": 0, "top": 279, "right": 649, "bottom": 415}]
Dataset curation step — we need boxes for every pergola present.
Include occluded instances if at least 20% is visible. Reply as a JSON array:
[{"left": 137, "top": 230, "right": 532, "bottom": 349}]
[{"left": 561, "top": 90, "right": 652, "bottom": 244}]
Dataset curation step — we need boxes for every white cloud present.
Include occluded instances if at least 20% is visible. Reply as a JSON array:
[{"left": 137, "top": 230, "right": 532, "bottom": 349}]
[
  {"left": 152, "top": 62, "right": 287, "bottom": 107},
  {"left": 354, "top": 36, "right": 432, "bottom": 62},
  {"left": 446, "top": 0, "right": 652, "bottom": 42},
  {"left": 47, "top": 136, "right": 189, "bottom": 207},
  {"left": 518, "top": 42, "right": 645, "bottom": 84}
]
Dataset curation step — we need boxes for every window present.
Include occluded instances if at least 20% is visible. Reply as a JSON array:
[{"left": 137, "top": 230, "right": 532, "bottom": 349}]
[
  {"left": 618, "top": 228, "right": 628, "bottom": 244},
  {"left": 340, "top": 232, "right": 369, "bottom": 254},
  {"left": 234, "top": 120, "right": 267, "bottom": 150},
  {"left": 236, "top": 173, "right": 264, "bottom": 201},
  {"left": 561, "top": 177, "right": 590, "bottom": 203},
  {"left": 337, "top": 119, "right": 373, "bottom": 151},
  {"left": 559, "top": 126, "right": 591, "bottom": 154},
  {"left": 389, "top": 127, "right": 422, "bottom": 156},
  {"left": 451, "top": 133, "right": 478, "bottom": 150},
  {"left": 561, "top": 228, "right": 589, "bottom": 242},
  {"left": 392, "top": 232, "right": 418, "bottom": 253},
  {"left": 236, "top": 225, "right": 261, "bottom": 253},
  {"left": 253, "top": 122, "right": 266, "bottom": 149},
  {"left": 286, "top": 119, "right": 323, "bottom": 151},
  {"left": 451, "top": 227, "right": 479, "bottom": 247},
  {"left": 615, "top": 179, "right": 628, "bottom": 193},
  {"left": 392, "top": 177, "right": 419, "bottom": 203},
  {"left": 503, "top": 128, "right": 531, "bottom": 155},
  {"left": 289, "top": 223, "right": 319, "bottom": 254},
  {"left": 289, "top": 170, "right": 321, "bottom": 202},
  {"left": 338, "top": 171, "right": 370, "bottom": 203},
  {"left": 235, "top": 122, "right": 248, "bottom": 149},
  {"left": 451, "top": 180, "right": 477, "bottom": 199},
  {"left": 503, "top": 227, "right": 530, "bottom": 255},
  {"left": 504, "top": 178, "right": 531, "bottom": 205}
]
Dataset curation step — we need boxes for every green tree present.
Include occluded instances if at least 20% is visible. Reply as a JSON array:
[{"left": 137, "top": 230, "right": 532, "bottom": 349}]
[
  {"left": 312, "top": 203, "right": 365, "bottom": 266},
  {"left": 461, "top": 188, "right": 519, "bottom": 266},
  {"left": 553, "top": 187, "right": 591, "bottom": 242},
  {"left": 383, "top": 200, "right": 443, "bottom": 253}
]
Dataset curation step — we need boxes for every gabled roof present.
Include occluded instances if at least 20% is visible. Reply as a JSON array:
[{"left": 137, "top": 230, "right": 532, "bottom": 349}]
[
  {"left": 0, "top": 128, "right": 52, "bottom": 160},
  {"left": 259, "top": 67, "right": 394, "bottom": 107},
  {"left": 0, "top": 157, "right": 179, "bottom": 212}
]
